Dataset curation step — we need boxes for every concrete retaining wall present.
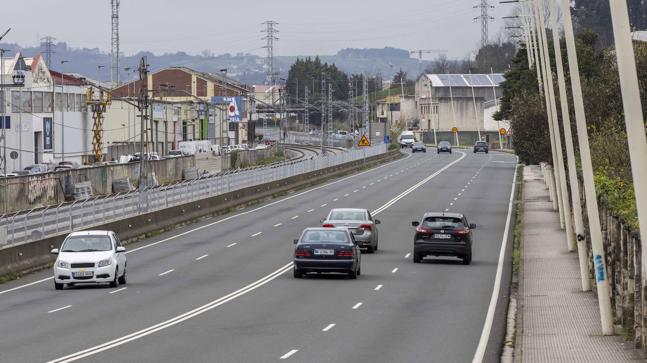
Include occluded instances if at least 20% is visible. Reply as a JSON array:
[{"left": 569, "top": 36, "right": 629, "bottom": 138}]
[
  {"left": 0, "top": 150, "right": 401, "bottom": 277},
  {"left": 0, "top": 157, "right": 196, "bottom": 213}
]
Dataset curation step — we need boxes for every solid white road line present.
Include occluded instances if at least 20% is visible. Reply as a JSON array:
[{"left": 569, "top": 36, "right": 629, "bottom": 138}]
[
  {"left": 109, "top": 287, "right": 127, "bottom": 295},
  {"left": 195, "top": 254, "right": 209, "bottom": 261},
  {"left": 291, "top": 215, "right": 299, "bottom": 220},
  {"left": 321, "top": 203, "right": 328, "bottom": 207},
  {"left": 158, "top": 269, "right": 174, "bottom": 277},
  {"left": 226, "top": 243, "right": 237, "bottom": 248},
  {"left": 391, "top": 268, "right": 399, "bottom": 274},
  {"left": 405, "top": 253, "right": 411, "bottom": 259},
  {"left": 48, "top": 305, "right": 72, "bottom": 314},
  {"left": 307, "top": 209, "right": 315, "bottom": 213},
  {"left": 274, "top": 223, "right": 282, "bottom": 227},
  {"left": 280, "top": 349, "right": 299, "bottom": 360},
  {"left": 0, "top": 277, "right": 53, "bottom": 296},
  {"left": 472, "top": 159, "right": 518, "bottom": 363},
  {"left": 374, "top": 284, "right": 383, "bottom": 291},
  {"left": 322, "top": 323, "right": 336, "bottom": 332},
  {"left": 352, "top": 302, "right": 363, "bottom": 310},
  {"left": 251, "top": 232, "right": 263, "bottom": 237},
  {"left": 46, "top": 263, "right": 294, "bottom": 363}
]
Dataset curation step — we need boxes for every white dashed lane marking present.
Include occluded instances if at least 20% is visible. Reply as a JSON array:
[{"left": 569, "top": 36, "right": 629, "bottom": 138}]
[
  {"left": 109, "top": 287, "right": 127, "bottom": 295},
  {"left": 280, "top": 349, "right": 299, "bottom": 360},
  {"left": 352, "top": 302, "right": 363, "bottom": 310},
  {"left": 405, "top": 253, "right": 411, "bottom": 258},
  {"left": 374, "top": 284, "right": 383, "bottom": 291},
  {"left": 391, "top": 268, "right": 399, "bottom": 274},
  {"left": 48, "top": 305, "right": 72, "bottom": 314},
  {"left": 322, "top": 323, "right": 336, "bottom": 332},
  {"left": 307, "top": 209, "right": 315, "bottom": 213},
  {"left": 274, "top": 223, "right": 282, "bottom": 227},
  {"left": 195, "top": 254, "right": 209, "bottom": 261},
  {"left": 159, "top": 269, "right": 174, "bottom": 276},
  {"left": 321, "top": 203, "right": 328, "bottom": 207},
  {"left": 291, "top": 215, "right": 299, "bottom": 220},
  {"left": 251, "top": 232, "right": 263, "bottom": 237},
  {"left": 226, "top": 243, "right": 237, "bottom": 248}
]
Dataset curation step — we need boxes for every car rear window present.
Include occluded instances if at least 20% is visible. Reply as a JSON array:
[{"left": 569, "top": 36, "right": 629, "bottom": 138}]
[
  {"left": 302, "top": 230, "right": 350, "bottom": 244},
  {"left": 422, "top": 217, "right": 463, "bottom": 229},
  {"left": 476, "top": 142, "right": 487, "bottom": 146},
  {"left": 439, "top": 142, "right": 450, "bottom": 146},
  {"left": 62, "top": 236, "right": 112, "bottom": 252},
  {"left": 328, "top": 210, "right": 366, "bottom": 221}
]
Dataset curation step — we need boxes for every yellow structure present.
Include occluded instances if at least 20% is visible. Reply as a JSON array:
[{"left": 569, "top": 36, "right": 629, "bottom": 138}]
[{"left": 86, "top": 88, "right": 112, "bottom": 162}]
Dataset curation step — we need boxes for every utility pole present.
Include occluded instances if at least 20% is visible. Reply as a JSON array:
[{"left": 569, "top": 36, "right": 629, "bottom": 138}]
[
  {"left": 327, "top": 83, "right": 333, "bottom": 147},
  {"left": 320, "top": 73, "right": 326, "bottom": 154},
  {"left": 474, "top": 0, "right": 494, "bottom": 48},
  {"left": 608, "top": 0, "right": 647, "bottom": 316},
  {"left": 137, "top": 57, "right": 149, "bottom": 188},
  {"left": 304, "top": 86, "right": 309, "bottom": 134},
  {"left": 111, "top": 0, "right": 120, "bottom": 85},
  {"left": 348, "top": 79, "right": 354, "bottom": 133},
  {"left": 363, "top": 74, "right": 369, "bottom": 142},
  {"left": 261, "top": 21, "right": 279, "bottom": 87},
  {"left": 558, "top": 0, "right": 613, "bottom": 333}
]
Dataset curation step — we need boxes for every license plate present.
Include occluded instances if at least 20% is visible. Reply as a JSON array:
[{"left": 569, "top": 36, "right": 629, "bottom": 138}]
[
  {"left": 314, "top": 249, "right": 334, "bottom": 255},
  {"left": 433, "top": 234, "right": 452, "bottom": 239},
  {"left": 73, "top": 271, "right": 93, "bottom": 277}
]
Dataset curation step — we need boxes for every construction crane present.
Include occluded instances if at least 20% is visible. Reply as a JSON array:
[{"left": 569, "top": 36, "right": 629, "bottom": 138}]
[{"left": 86, "top": 87, "right": 112, "bottom": 162}]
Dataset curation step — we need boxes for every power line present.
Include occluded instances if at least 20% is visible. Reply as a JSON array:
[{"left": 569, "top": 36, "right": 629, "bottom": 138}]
[
  {"left": 261, "top": 20, "right": 279, "bottom": 86},
  {"left": 40, "top": 36, "right": 56, "bottom": 69}
]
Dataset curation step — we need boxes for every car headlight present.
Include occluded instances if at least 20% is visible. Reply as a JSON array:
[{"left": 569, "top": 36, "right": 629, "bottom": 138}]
[
  {"left": 97, "top": 258, "right": 112, "bottom": 267},
  {"left": 57, "top": 260, "right": 69, "bottom": 269}
]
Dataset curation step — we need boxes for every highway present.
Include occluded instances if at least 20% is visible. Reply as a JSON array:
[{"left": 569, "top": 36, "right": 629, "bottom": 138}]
[{"left": 0, "top": 150, "right": 518, "bottom": 363}]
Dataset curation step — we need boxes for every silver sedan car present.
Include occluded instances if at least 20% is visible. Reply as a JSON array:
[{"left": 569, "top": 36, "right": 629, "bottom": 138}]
[{"left": 321, "top": 208, "right": 380, "bottom": 253}]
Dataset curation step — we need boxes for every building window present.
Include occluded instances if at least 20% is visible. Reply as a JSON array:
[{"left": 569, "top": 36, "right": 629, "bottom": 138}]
[
  {"left": 33, "top": 92, "right": 44, "bottom": 113},
  {"left": 44, "top": 92, "right": 53, "bottom": 112},
  {"left": 67, "top": 93, "right": 74, "bottom": 112},
  {"left": 21, "top": 91, "right": 32, "bottom": 113},
  {"left": 432, "top": 105, "right": 438, "bottom": 114},
  {"left": 76, "top": 94, "right": 83, "bottom": 112},
  {"left": 56, "top": 93, "right": 65, "bottom": 111},
  {"left": 11, "top": 91, "right": 20, "bottom": 112},
  {"left": 0, "top": 116, "right": 9, "bottom": 129}
]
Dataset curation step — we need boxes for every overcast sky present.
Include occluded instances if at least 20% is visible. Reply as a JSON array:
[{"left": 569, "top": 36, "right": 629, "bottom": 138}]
[{"left": 3, "top": 0, "right": 513, "bottom": 59}]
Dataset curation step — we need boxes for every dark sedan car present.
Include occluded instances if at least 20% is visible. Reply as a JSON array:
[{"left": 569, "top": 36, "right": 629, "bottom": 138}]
[
  {"left": 293, "top": 228, "right": 361, "bottom": 279},
  {"left": 437, "top": 141, "right": 452, "bottom": 154},
  {"left": 411, "top": 212, "right": 476, "bottom": 265},
  {"left": 473, "top": 141, "right": 489, "bottom": 154},
  {"left": 412, "top": 142, "right": 427, "bottom": 153}
]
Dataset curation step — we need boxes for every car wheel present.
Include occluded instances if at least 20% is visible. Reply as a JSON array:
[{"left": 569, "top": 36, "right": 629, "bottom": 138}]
[
  {"left": 67, "top": 283, "right": 75, "bottom": 287},
  {"left": 54, "top": 281, "right": 64, "bottom": 290},
  {"left": 423, "top": 150, "right": 426, "bottom": 153},
  {"left": 374, "top": 242, "right": 378, "bottom": 251},
  {"left": 462, "top": 252, "right": 472, "bottom": 265},
  {"left": 293, "top": 268, "right": 303, "bottom": 278},
  {"left": 365, "top": 245, "right": 374, "bottom": 254},
  {"left": 118, "top": 268, "right": 127, "bottom": 285},
  {"left": 348, "top": 268, "right": 357, "bottom": 279},
  {"left": 486, "top": 151, "right": 489, "bottom": 154},
  {"left": 109, "top": 268, "right": 119, "bottom": 288},
  {"left": 413, "top": 253, "right": 422, "bottom": 263},
  {"left": 357, "top": 265, "right": 361, "bottom": 276}
]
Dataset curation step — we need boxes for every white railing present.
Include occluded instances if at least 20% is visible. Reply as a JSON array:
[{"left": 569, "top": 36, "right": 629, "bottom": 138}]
[{"left": 0, "top": 143, "right": 387, "bottom": 247}]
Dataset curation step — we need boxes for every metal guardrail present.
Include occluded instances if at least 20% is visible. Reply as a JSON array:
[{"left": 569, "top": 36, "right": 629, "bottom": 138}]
[{"left": 0, "top": 143, "right": 387, "bottom": 247}]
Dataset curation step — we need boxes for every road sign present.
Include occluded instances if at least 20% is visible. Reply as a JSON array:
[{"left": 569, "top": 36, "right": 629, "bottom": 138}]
[
  {"left": 451, "top": 127, "right": 458, "bottom": 133},
  {"left": 499, "top": 128, "right": 508, "bottom": 136},
  {"left": 358, "top": 134, "right": 371, "bottom": 147}
]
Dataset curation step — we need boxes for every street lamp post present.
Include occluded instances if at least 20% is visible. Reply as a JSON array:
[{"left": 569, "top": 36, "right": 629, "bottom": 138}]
[{"left": 60, "top": 60, "right": 69, "bottom": 161}]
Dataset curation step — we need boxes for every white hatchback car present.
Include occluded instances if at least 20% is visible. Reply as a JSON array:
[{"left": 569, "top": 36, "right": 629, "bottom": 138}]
[{"left": 51, "top": 231, "right": 127, "bottom": 290}]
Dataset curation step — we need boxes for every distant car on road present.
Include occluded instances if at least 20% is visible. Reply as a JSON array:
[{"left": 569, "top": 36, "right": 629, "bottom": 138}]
[
  {"left": 293, "top": 227, "right": 361, "bottom": 279},
  {"left": 399, "top": 131, "right": 415, "bottom": 148},
  {"left": 322, "top": 208, "right": 380, "bottom": 253},
  {"left": 24, "top": 164, "right": 51, "bottom": 174},
  {"left": 412, "top": 142, "right": 427, "bottom": 153},
  {"left": 437, "top": 141, "right": 452, "bottom": 154},
  {"left": 473, "top": 141, "right": 489, "bottom": 154},
  {"left": 411, "top": 212, "right": 476, "bottom": 265},
  {"left": 51, "top": 230, "right": 127, "bottom": 289}
]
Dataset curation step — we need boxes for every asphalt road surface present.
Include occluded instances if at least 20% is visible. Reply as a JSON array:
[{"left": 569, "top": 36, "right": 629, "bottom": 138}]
[{"left": 0, "top": 150, "right": 518, "bottom": 363}]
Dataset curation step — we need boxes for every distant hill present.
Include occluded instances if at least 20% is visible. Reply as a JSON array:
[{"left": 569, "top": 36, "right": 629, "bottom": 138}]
[{"left": 0, "top": 42, "right": 433, "bottom": 85}]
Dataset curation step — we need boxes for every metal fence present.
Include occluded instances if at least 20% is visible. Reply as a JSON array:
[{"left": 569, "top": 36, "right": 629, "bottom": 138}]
[{"left": 0, "top": 143, "right": 387, "bottom": 247}]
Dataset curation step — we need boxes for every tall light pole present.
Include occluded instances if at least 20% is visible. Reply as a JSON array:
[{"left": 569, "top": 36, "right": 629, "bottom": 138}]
[
  {"left": 558, "top": 0, "right": 613, "bottom": 333},
  {"left": 60, "top": 60, "right": 69, "bottom": 161},
  {"left": 220, "top": 68, "right": 228, "bottom": 146},
  {"left": 608, "top": 0, "right": 647, "bottom": 308}
]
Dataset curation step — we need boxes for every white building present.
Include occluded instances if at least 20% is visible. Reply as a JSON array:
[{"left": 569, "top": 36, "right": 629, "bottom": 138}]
[{"left": 0, "top": 52, "right": 91, "bottom": 172}]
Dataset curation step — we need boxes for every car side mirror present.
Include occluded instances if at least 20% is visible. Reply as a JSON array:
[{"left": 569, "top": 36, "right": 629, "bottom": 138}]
[
  {"left": 50, "top": 248, "right": 59, "bottom": 255},
  {"left": 411, "top": 221, "right": 419, "bottom": 227},
  {"left": 469, "top": 223, "right": 477, "bottom": 229},
  {"left": 116, "top": 246, "right": 126, "bottom": 253},
  {"left": 293, "top": 239, "right": 299, "bottom": 244},
  {"left": 374, "top": 219, "right": 381, "bottom": 224}
]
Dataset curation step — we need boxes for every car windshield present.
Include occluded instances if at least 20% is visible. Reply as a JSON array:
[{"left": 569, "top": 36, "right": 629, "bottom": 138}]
[
  {"left": 301, "top": 230, "right": 350, "bottom": 244},
  {"left": 402, "top": 135, "right": 414, "bottom": 140},
  {"left": 61, "top": 236, "right": 112, "bottom": 252},
  {"left": 328, "top": 210, "right": 366, "bottom": 221},
  {"left": 422, "top": 216, "right": 463, "bottom": 229}
]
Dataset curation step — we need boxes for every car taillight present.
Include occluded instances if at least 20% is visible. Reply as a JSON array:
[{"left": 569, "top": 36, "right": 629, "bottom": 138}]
[
  {"left": 295, "top": 249, "right": 310, "bottom": 257},
  {"left": 336, "top": 250, "right": 354, "bottom": 257},
  {"left": 360, "top": 224, "right": 373, "bottom": 231},
  {"left": 452, "top": 227, "right": 469, "bottom": 236},
  {"left": 416, "top": 226, "right": 432, "bottom": 233},
  {"left": 322, "top": 223, "right": 335, "bottom": 228}
]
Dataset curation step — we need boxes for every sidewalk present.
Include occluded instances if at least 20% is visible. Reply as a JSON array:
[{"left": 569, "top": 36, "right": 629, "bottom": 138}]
[{"left": 516, "top": 165, "right": 643, "bottom": 362}]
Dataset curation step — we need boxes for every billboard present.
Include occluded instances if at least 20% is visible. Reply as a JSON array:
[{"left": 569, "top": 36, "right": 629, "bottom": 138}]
[
  {"left": 212, "top": 96, "right": 244, "bottom": 122},
  {"left": 43, "top": 117, "right": 53, "bottom": 150}
]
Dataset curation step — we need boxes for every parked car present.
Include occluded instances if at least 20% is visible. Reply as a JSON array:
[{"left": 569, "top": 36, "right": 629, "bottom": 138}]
[
  {"left": 54, "top": 161, "right": 79, "bottom": 172},
  {"left": 473, "top": 141, "right": 489, "bottom": 154},
  {"left": 164, "top": 150, "right": 184, "bottom": 158},
  {"left": 293, "top": 227, "right": 361, "bottom": 279},
  {"left": 24, "top": 164, "right": 50, "bottom": 174},
  {"left": 412, "top": 142, "right": 427, "bottom": 153},
  {"left": 322, "top": 208, "right": 380, "bottom": 253},
  {"left": 411, "top": 212, "right": 476, "bottom": 265},
  {"left": 437, "top": 141, "right": 452, "bottom": 154},
  {"left": 51, "top": 230, "right": 127, "bottom": 289}
]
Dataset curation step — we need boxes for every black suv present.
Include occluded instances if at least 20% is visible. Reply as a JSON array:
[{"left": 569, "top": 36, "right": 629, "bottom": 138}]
[
  {"left": 411, "top": 212, "right": 476, "bottom": 265},
  {"left": 473, "top": 141, "right": 489, "bottom": 154}
]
